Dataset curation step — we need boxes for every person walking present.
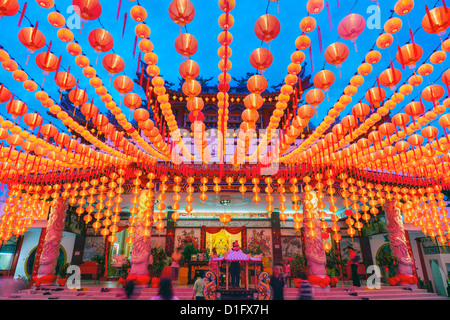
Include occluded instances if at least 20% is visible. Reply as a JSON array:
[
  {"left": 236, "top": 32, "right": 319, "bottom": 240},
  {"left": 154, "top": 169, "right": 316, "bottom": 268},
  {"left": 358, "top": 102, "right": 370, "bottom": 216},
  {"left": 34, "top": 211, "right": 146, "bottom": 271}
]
[
  {"left": 270, "top": 265, "right": 285, "bottom": 300},
  {"left": 192, "top": 271, "right": 206, "bottom": 300},
  {"left": 347, "top": 246, "right": 361, "bottom": 288},
  {"left": 298, "top": 272, "right": 314, "bottom": 300},
  {"left": 151, "top": 277, "right": 179, "bottom": 300},
  {"left": 171, "top": 247, "right": 182, "bottom": 283}
]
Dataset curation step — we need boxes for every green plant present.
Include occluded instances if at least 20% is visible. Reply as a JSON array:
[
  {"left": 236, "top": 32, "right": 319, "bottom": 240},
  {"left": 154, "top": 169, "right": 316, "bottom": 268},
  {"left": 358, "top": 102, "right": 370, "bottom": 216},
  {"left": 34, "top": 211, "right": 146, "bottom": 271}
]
[
  {"left": 120, "top": 260, "right": 131, "bottom": 279},
  {"left": 181, "top": 243, "right": 200, "bottom": 264},
  {"left": 290, "top": 253, "right": 307, "bottom": 278},
  {"left": 376, "top": 250, "right": 398, "bottom": 278},
  {"left": 149, "top": 248, "right": 167, "bottom": 278},
  {"left": 326, "top": 247, "right": 344, "bottom": 277},
  {"left": 90, "top": 255, "right": 106, "bottom": 276},
  {"left": 57, "top": 263, "right": 71, "bottom": 278}
]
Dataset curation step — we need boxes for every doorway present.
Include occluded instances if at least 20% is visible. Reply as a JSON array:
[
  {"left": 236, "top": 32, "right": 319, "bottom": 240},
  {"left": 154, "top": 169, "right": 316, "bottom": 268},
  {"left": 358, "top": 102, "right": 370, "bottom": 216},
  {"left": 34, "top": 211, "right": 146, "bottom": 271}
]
[{"left": 430, "top": 260, "right": 447, "bottom": 296}]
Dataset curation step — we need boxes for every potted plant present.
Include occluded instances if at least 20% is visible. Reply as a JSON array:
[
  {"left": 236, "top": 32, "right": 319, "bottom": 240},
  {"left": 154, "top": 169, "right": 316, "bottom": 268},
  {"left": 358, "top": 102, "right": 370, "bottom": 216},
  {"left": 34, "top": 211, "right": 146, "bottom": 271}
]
[
  {"left": 181, "top": 243, "right": 199, "bottom": 266},
  {"left": 118, "top": 260, "right": 131, "bottom": 288},
  {"left": 149, "top": 248, "right": 168, "bottom": 288},
  {"left": 376, "top": 250, "right": 398, "bottom": 284},
  {"left": 326, "top": 247, "right": 343, "bottom": 287},
  {"left": 290, "top": 253, "right": 307, "bottom": 288},
  {"left": 56, "top": 263, "right": 70, "bottom": 286}
]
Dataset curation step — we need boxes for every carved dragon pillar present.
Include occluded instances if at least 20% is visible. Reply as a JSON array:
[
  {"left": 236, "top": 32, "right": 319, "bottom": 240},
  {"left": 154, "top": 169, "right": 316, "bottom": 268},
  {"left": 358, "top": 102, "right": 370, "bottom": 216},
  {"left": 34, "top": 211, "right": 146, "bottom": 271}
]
[
  {"left": 301, "top": 191, "right": 330, "bottom": 291},
  {"left": 127, "top": 190, "right": 154, "bottom": 286},
  {"left": 384, "top": 200, "right": 417, "bottom": 287},
  {"left": 34, "top": 197, "right": 67, "bottom": 286}
]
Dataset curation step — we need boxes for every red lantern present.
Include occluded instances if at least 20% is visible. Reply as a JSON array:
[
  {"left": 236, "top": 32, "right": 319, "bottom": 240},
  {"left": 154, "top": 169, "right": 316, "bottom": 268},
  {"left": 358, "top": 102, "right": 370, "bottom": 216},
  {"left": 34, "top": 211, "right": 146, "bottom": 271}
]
[
  {"left": 422, "top": 85, "right": 445, "bottom": 104},
  {"left": 254, "top": 14, "right": 280, "bottom": 42},
  {"left": 405, "top": 102, "right": 424, "bottom": 120},
  {"left": 133, "top": 108, "right": 149, "bottom": 123},
  {"left": 135, "top": 23, "right": 151, "bottom": 39},
  {"left": 73, "top": 0, "right": 102, "bottom": 21},
  {"left": 365, "top": 87, "right": 386, "bottom": 107},
  {"left": 174, "top": 33, "right": 198, "bottom": 57},
  {"left": 168, "top": 0, "right": 195, "bottom": 26},
  {"left": 247, "top": 75, "right": 268, "bottom": 94},
  {"left": 384, "top": 17, "right": 402, "bottom": 34},
  {"left": 338, "top": 14, "right": 366, "bottom": 51},
  {"left": 69, "top": 88, "right": 88, "bottom": 106},
  {"left": 0, "top": 0, "right": 19, "bottom": 17},
  {"left": 0, "top": 85, "right": 11, "bottom": 103},
  {"left": 300, "top": 16, "right": 316, "bottom": 33},
  {"left": 18, "top": 27, "right": 46, "bottom": 53},
  {"left": 422, "top": 6, "right": 450, "bottom": 35},
  {"left": 88, "top": 28, "right": 114, "bottom": 53},
  {"left": 295, "top": 34, "right": 311, "bottom": 50},
  {"left": 305, "top": 89, "right": 324, "bottom": 109},
  {"left": 376, "top": 33, "right": 393, "bottom": 49}
]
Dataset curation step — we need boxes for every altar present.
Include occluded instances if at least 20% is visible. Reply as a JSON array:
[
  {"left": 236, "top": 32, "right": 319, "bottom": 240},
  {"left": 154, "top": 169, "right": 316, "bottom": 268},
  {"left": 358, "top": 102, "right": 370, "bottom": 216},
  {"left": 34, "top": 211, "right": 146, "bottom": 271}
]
[{"left": 213, "top": 247, "right": 262, "bottom": 291}]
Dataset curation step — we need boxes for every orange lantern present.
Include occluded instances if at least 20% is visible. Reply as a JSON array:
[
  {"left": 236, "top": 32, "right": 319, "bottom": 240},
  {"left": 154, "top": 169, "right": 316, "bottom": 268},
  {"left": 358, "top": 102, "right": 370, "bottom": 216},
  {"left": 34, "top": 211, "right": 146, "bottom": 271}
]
[
  {"left": 394, "top": 0, "right": 414, "bottom": 15},
  {"left": 67, "top": 42, "right": 82, "bottom": 56},
  {"left": 75, "top": 55, "right": 90, "bottom": 68},
  {"left": 306, "top": 0, "right": 324, "bottom": 14},
  {"left": 23, "top": 113, "right": 43, "bottom": 130},
  {"left": 365, "top": 50, "right": 381, "bottom": 64},
  {"left": 57, "top": 28, "right": 74, "bottom": 42},
  {"left": 35, "top": 52, "right": 59, "bottom": 74},
  {"left": 396, "top": 44, "right": 423, "bottom": 68},
  {"left": 249, "top": 48, "right": 273, "bottom": 71},
  {"left": 179, "top": 60, "right": 200, "bottom": 80},
  {"left": 295, "top": 34, "right": 311, "bottom": 50},
  {"left": 123, "top": 93, "right": 142, "bottom": 109},
  {"left": 254, "top": 14, "right": 280, "bottom": 42},
  {"left": 351, "top": 102, "right": 370, "bottom": 121},
  {"left": 168, "top": 0, "right": 195, "bottom": 26},
  {"left": 130, "top": 5, "right": 147, "bottom": 22},
  {"left": 384, "top": 17, "right": 402, "bottom": 34},
  {"left": 102, "top": 53, "right": 125, "bottom": 75},
  {"left": 113, "top": 75, "right": 134, "bottom": 96},
  {"left": 305, "top": 89, "right": 324, "bottom": 109},
  {"left": 48, "top": 11, "right": 65, "bottom": 27},
  {"left": 376, "top": 33, "right": 394, "bottom": 49},
  {"left": 55, "top": 72, "right": 76, "bottom": 91},
  {"left": 69, "top": 88, "right": 88, "bottom": 106},
  {"left": 430, "top": 51, "right": 447, "bottom": 64},
  {"left": 418, "top": 63, "right": 434, "bottom": 76},
  {"left": 174, "top": 33, "right": 198, "bottom": 57},
  {"left": 6, "top": 100, "right": 27, "bottom": 118},
  {"left": 139, "top": 39, "right": 154, "bottom": 53},
  {"left": 219, "top": 13, "right": 234, "bottom": 29},
  {"left": 405, "top": 101, "right": 424, "bottom": 121},
  {"left": 365, "top": 87, "right": 386, "bottom": 107},
  {"left": 300, "top": 16, "right": 316, "bottom": 33},
  {"left": 247, "top": 75, "right": 268, "bottom": 94},
  {"left": 313, "top": 70, "right": 335, "bottom": 92},
  {"left": 135, "top": 23, "right": 151, "bottom": 39},
  {"left": 378, "top": 67, "right": 402, "bottom": 90},
  {"left": 422, "top": 85, "right": 445, "bottom": 104},
  {"left": 23, "top": 80, "right": 37, "bottom": 92},
  {"left": 80, "top": 102, "right": 98, "bottom": 121},
  {"left": 291, "top": 51, "right": 305, "bottom": 64}
]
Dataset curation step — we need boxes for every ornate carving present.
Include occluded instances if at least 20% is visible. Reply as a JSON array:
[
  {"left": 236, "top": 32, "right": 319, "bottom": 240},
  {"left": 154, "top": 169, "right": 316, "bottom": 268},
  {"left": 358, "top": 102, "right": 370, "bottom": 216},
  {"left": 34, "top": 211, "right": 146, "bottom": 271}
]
[
  {"left": 204, "top": 271, "right": 217, "bottom": 301},
  {"left": 301, "top": 191, "right": 327, "bottom": 276},
  {"left": 384, "top": 200, "right": 413, "bottom": 276},
  {"left": 129, "top": 191, "right": 154, "bottom": 276},
  {"left": 256, "top": 271, "right": 272, "bottom": 300},
  {"left": 37, "top": 198, "right": 67, "bottom": 277}
]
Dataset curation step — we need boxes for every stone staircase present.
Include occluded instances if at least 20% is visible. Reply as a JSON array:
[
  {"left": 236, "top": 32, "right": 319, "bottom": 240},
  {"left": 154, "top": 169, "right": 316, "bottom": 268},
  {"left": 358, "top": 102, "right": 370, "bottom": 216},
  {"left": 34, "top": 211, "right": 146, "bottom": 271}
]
[
  {"left": 1, "top": 284, "right": 448, "bottom": 300},
  {"left": 284, "top": 286, "right": 449, "bottom": 300}
]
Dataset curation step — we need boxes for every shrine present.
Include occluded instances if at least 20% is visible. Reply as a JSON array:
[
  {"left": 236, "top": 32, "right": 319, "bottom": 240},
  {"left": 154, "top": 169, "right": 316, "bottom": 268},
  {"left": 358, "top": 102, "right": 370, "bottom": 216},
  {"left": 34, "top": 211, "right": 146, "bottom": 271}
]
[{"left": 0, "top": 0, "right": 450, "bottom": 302}]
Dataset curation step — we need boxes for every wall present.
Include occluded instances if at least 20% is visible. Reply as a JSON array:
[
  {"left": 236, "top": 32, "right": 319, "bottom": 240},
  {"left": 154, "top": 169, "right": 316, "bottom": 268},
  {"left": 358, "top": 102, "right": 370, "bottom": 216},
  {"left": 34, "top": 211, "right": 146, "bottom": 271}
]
[{"left": 13, "top": 228, "right": 76, "bottom": 279}]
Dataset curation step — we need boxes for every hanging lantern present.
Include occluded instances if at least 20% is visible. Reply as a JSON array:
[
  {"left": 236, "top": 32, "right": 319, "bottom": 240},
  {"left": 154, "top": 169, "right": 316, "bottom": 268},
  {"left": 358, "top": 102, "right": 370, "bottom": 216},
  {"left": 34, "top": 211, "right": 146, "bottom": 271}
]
[
  {"left": 174, "top": 33, "right": 198, "bottom": 57},
  {"left": 249, "top": 48, "right": 273, "bottom": 72},
  {"left": 18, "top": 27, "right": 46, "bottom": 53},
  {"left": 168, "top": 0, "right": 195, "bottom": 26},
  {"left": 254, "top": 14, "right": 280, "bottom": 42},
  {"left": 103, "top": 53, "right": 125, "bottom": 76},
  {"left": 338, "top": 13, "right": 366, "bottom": 51}
]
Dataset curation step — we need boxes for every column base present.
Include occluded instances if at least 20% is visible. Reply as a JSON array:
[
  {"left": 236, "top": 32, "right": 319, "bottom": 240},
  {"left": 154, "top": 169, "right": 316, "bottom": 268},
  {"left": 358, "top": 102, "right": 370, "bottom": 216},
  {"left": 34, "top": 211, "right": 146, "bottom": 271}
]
[
  {"left": 126, "top": 274, "right": 151, "bottom": 286},
  {"left": 388, "top": 274, "right": 418, "bottom": 286},
  {"left": 33, "top": 275, "right": 57, "bottom": 287},
  {"left": 307, "top": 275, "right": 331, "bottom": 290}
]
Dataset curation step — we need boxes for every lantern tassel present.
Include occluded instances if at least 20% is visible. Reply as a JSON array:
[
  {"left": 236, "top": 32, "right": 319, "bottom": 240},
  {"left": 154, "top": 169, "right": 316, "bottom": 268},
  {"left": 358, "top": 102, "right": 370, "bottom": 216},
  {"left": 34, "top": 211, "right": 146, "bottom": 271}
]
[{"left": 326, "top": 2, "right": 333, "bottom": 30}]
